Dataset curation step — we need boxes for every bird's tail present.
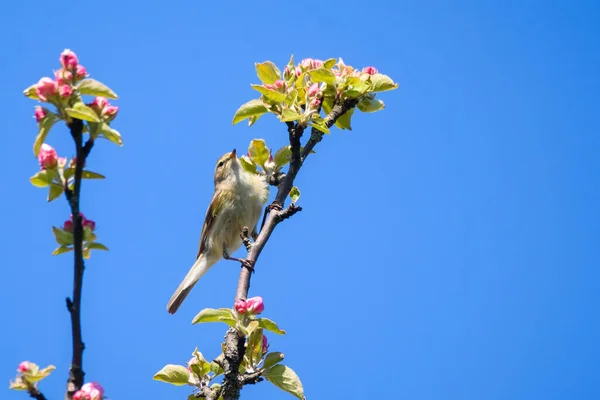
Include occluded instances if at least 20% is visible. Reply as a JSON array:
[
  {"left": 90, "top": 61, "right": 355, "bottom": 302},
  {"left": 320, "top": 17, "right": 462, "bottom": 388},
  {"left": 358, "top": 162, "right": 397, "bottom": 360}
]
[{"left": 167, "top": 254, "right": 213, "bottom": 314}]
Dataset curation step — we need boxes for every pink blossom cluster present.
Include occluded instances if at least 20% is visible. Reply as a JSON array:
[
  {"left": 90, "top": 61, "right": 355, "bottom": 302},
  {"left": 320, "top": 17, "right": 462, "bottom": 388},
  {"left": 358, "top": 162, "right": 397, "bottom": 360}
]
[
  {"left": 307, "top": 82, "right": 322, "bottom": 109},
  {"left": 234, "top": 296, "right": 264, "bottom": 315},
  {"left": 63, "top": 212, "right": 96, "bottom": 232},
  {"left": 35, "top": 50, "right": 87, "bottom": 102},
  {"left": 300, "top": 58, "right": 324, "bottom": 70},
  {"left": 73, "top": 382, "right": 104, "bottom": 400},
  {"left": 88, "top": 96, "right": 119, "bottom": 122},
  {"left": 17, "top": 361, "right": 31, "bottom": 374}
]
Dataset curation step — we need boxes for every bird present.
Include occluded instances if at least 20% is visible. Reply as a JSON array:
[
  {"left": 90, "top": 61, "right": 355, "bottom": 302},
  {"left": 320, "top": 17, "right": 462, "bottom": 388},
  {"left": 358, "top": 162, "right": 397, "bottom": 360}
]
[{"left": 167, "top": 149, "right": 269, "bottom": 314}]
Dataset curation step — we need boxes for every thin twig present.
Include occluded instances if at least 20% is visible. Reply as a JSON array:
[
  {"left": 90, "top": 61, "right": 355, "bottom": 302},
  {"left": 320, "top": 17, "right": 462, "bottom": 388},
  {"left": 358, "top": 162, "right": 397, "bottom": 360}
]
[
  {"left": 64, "top": 118, "right": 95, "bottom": 400},
  {"left": 23, "top": 377, "right": 48, "bottom": 400}
]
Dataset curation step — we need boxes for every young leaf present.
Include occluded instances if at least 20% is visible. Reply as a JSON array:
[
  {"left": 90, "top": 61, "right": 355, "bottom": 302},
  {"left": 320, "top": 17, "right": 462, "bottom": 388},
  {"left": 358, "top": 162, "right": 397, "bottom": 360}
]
[
  {"left": 255, "top": 61, "right": 282, "bottom": 84},
  {"left": 210, "top": 359, "right": 224, "bottom": 376},
  {"left": 309, "top": 68, "right": 336, "bottom": 85},
  {"left": 257, "top": 317, "right": 286, "bottom": 335},
  {"left": 23, "top": 84, "right": 40, "bottom": 100},
  {"left": 248, "top": 139, "right": 270, "bottom": 167},
  {"left": 52, "top": 226, "right": 74, "bottom": 246},
  {"left": 240, "top": 155, "right": 258, "bottom": 174},
  {"left": 289, "top": 187, "right": 300, "bottom": 203},
  {"left": 233, "top": 99, "right": 269, "bottom": 125},
  {"left": 357, "top": 96, "right": 385, "bottom": 113},
  {"left": 26, "top": 365, "right": 56, "bottom": 382},
  {"left": 66, "top": 102, "right": 100, "bottom": 122},
  {"left": 369, "top": 73, "right": 399, "bottom": 92},
  {"left": 83, "top": 248, "right": 91, "bottom": 259},
  {"left": 76, "top": 78, "right": 119, "bottom": 99},
  {"left": 87, "top": 242, "right": 109, "bottom": 251},
  {"left": 263, "top": 352, "right": 285, "bottom": 370},
  {"left": 264, "top": 364, "right": 306, "bottom": 400},
  {"left": 308, "top": 121, "right": 330, "bottom": 135},
  {"left": 250, "top": 85, "right": 287, "bottom": 103},
  {"left": 9, "top": 377, "right": 28, "bottom": 391},
  {"left": 99, "top": 123, "right": 123, "bottom": 146},
  {"left": 52, "top": 245, "right": 73, "bottom": 256},
  {"left": 64, "top": 167, "right": 75, "bottom": 181},
  {"left": 81, "top": 171, "right": 106, "bottom": 179},
  {"left": 33, "top": 116, "right": 57, "bottom": 156},
  {"left": 153, "top": 364, "right": 191, "bottom": 386},
  {"left": 280, "top": 108, "right": 303, "bottom": 123},
  {"left": 323, "top": 58, "right": 337, "bottom": 69},
  {"left": 273, "top": 146, "right": 292, "bottom": 168},
  {"left": 47, "top": 183, "right": 64, "bottom": 202},
  {"left": 246, "top": 327, "right": 264, "bottom": 368},
  {"left": 192, "top": 308, "right": 236, "bottom": 325},
  {"left": 30, "top": 170, "right": 53, "bottom": 187}
]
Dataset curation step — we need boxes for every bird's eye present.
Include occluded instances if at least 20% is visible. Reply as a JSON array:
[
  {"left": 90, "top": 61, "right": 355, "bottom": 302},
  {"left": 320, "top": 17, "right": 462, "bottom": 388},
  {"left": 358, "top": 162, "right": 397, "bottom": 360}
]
[{"left": 217, "top": 161, "right": 225, "bottom": 168}]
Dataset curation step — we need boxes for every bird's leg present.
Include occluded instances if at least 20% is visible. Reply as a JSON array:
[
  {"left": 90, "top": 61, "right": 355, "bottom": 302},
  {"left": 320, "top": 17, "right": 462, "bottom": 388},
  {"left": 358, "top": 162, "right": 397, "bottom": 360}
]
[
  {"left": 259, "top": 201, "right": 284, "bottom": 231},
  {"left": 223, "top": 248, "right": 255, "bottom": 273}
]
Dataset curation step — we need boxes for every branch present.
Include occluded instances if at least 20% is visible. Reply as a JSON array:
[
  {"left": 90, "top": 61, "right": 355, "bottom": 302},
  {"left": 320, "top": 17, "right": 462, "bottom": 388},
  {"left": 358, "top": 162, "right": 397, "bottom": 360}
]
[
  {"left": 23, "top": 378, "right": 48, "bottom": 400},
  {"left": 196, "top": 384, "right": 221, "bottom": 400},
  {"left": 64, "top": 118, "right": 94, "bottom": 400},
  {"left": 221, "top": 98, "right": 358, "bottom": 400}
]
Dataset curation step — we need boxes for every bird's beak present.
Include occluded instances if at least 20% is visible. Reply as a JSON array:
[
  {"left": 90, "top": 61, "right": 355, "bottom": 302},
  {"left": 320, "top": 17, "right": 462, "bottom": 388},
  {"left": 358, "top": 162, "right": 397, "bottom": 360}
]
[{"left": 230, "top": 149, "right": 237, "bottom": 159}]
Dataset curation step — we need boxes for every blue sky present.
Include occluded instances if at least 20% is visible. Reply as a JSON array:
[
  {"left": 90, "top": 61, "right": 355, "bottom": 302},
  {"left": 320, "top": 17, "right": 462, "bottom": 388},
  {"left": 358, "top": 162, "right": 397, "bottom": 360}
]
[{"left": 2, "top": 1, "right": 599, "bottom": 399}]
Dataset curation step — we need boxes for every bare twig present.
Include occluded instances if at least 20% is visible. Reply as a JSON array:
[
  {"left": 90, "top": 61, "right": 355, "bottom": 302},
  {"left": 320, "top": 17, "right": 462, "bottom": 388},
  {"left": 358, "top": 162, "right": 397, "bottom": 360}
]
[
  {"left": 64, "top": 118, "right": 95, "bottom": 400},
  {"left": 240, "top": 227, "right": 252, "bottom": 252},
  {"left": 23, "top": 377, "right": 48, "bottom": 400},
  {"left": 221, "top": 98, "right": 358, "bottom": 400}
]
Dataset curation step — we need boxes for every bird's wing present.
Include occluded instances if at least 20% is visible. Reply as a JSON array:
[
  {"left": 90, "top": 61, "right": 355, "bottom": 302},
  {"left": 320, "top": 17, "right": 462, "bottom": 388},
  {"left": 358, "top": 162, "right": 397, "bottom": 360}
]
[{"left": 196, "top": 191, "right": 223, "bottom": 259}]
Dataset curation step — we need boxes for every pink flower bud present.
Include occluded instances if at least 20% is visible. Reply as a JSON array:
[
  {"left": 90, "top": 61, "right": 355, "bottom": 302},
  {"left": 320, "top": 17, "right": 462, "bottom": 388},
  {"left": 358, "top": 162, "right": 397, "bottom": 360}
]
[
  {"left": 83, "top": 219, "right": 96, "bottom": 231},
  {"left": 310, "top": 98, "right": 321, "bottom": 108},
  {"left": 60, "top": 49, "right": 79, "bottom": 69},
  {"left": 295, "top": 66, "right": 302, "bottom": 77},
  {"left": 75, "top": 64, "right": 87, "bottom": 79},
  {"left": 274, "top": 80, "right": 285, "bottom": 90},
  {"left": 63, "top": 220, "right": 74, "bottom": 232},
  {"left": 245, "top": 296, "right": 264, "bottom": 314},
  {"left": 283, "top": 66, "right": 293, "bottom": 80},
  {"left": 187, "top": 357, "right": 197, "bottom": 372},
  {"left": 34, "top": 106, "right": 48, "bottom": 123},
  {"left": 18, "top": 361, "right": 31, "bottom": 373},
  {"left": 312, "top": 59, "right": 324, "bottom": 69},
  {"left": 300, "top": 58, "right": 314, "bottom": 69},
  {"left": 80, "top": 382, "right": 104, "bottom": 400},
  {"left": 91, "top": 96, "right": 108, "bottom": 110},
  {"left": 234, "top": 299, "right": 247, "bottom": 314},
  {"left": 58, "top": 85, "right": 73, "bottom": 98},
  {"left": 264, "top": 83, "right": 276, "bottom": 90},
  {"left": 103, "top": 105, "right": 119, "bottom": 121},
  {"left": 38, "top": 143, "right": 58, "bottom": 170},
  {"left": 362, "top": 66, "right": 378, "bottom": 75},
  {"left": 73, "top": 391, "right": 84, "bottom": 400},
  {"left": 307, "top": 83, "right": 320, "bottom": 98},
  {"left": 35, "top": 77, "right": 58, "bottom": 101},
  {"left": 55, "top": 69, "right": 73, "bottom": 85},
  {"left": 262, "top": 335, "right": 269, "bottom": 353}
]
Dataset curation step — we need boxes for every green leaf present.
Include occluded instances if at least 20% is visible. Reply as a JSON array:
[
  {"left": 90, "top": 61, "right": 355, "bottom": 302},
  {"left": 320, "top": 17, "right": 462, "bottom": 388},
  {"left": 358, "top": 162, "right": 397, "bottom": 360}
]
[
  {"left": 81, "top": 170, "right": 106, "bottom": 179},
  {"left": 309, "top": 121, "right": 330, "bottom": 135},
  {"left": 357, "top": 96, "right": 385, "bottom": 113},
  {"left": 323, "top": 58, "right": 337, "bottom": 69},
  {"left": 369, "top": 73, "right": 399, "bottom": 92},
  {"left": 23, "top": 84, "right": 40, "bottom": 100},
  {"left": 248, "top": 114, "right": 262, "bottom": 127},
  {"left": 246, "top": 327, "right": 264, "bottom": 368},
  {"left": 255, "top": 61, "right": 282, "bottom": 84},
  {"left": 66, "top": 102, "right": 100, "bottom": 122},
  {"left": 9, "top": 377, "right": 28, "bottom": 391},
  {"left": 26, "top": 365, "right": 56, "bottom": 382},
  {"left": 88, "top": 242, "right": 109, "bottom": 251},
  {"left": 33, "top": 116, "right": 58, "bottom": 156},
  {"left": 240, "top": 155, "right": 258, "bottom": 174},
  {"left": 52, "top": 226, "right": 74, "bottom": 246},
  {"left": 273, "top": 146, "right": 292, "bottom": 168},
  {"left": 263, "top": 352, "right": 285, "bottom": 370},
  {"left": 76, "top": 78, "right": 119, "bottom": 99},
  {"left": 30, "top": 170, "right": 53, "bottom": 187},
  {"left": 232, "top": 99, "right": 269, "bottom": 125},
  {"left": 323, "top": 98, "right": 354, "bottom": 131},
  {"left": 64, "top": 167, "right": 74, "bottom": 181},
  {"left": 289, "top": 186, "right": 300, "bottom": 203},
  {"left": 343, "top": 77, "right": 371, "bottom": 98},
  {"left": 285, "top": 89, "right": 298, "bottom": 107},
  {"left": 248, "top": 139, "right": 269, "bottom": 167},
  {"left": 295, "top": 72, "right": 307, "bottom": 88},
  {"left": 153, "top": 364, "right": 190, "bottom": 386},
  {"left": 52, "top": 245, "right": 73, "bottom": 256},
  {"left": 192, "top": 308, "right": 236, "bottom": 325},
  {"left": 47, "top": 183, "right": 64, "bottom": 202},
  {"left": 83, "top": 247, "right": 91, "bottom": 259},
  {"left": 309, "top": 68, "right": 336, "bottom": 85},
  {"left": 257, "top": 317, "right": 286, "bottom": 335},
  {"left": 250, "top": 85, "right": 287, "bottom": 103},
  {"left": 279, "top": 108, "right": 303, "bottom": 122},
  {"left": 264, "top": 365, "right": 306, "bottom": 400},
  {"left": 210, "top": 358, "right": 224, "bottom": 376},
  {"left": 99, "top": 123, "right": 123, "bottom": 146}
]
